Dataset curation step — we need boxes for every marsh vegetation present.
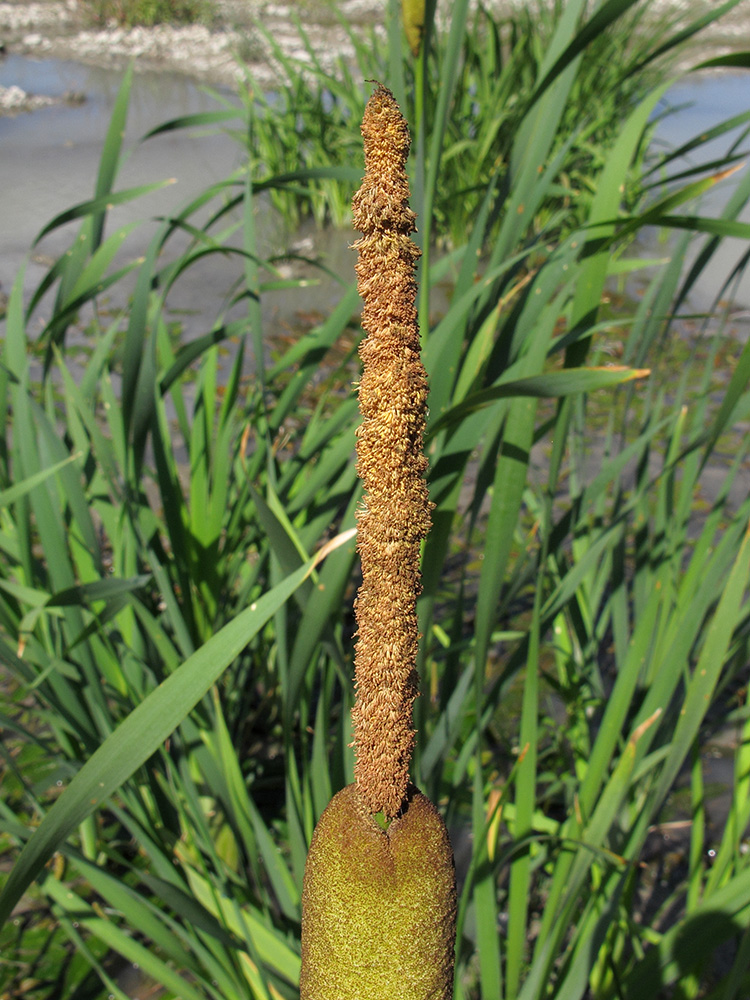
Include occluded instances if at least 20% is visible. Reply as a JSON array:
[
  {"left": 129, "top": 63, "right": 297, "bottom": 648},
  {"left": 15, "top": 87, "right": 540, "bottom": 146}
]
[{"left": 2, "top": 1, "right": 750, "bottom": 998}]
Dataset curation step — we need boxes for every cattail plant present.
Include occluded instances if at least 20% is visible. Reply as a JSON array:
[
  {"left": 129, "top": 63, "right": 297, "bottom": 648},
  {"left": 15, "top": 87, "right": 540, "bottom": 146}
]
[
  {"left": 299, "top": 84, "right": 457, "bottom": 999},
  {"left": 401, "top": 0, "right": 426, "bottom": 57}
]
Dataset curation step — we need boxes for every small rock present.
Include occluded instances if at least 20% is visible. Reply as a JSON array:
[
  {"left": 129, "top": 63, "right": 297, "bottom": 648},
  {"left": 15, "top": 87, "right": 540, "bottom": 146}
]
[{"left": 0, "top": 84, "right": 28, "bottom": 108}]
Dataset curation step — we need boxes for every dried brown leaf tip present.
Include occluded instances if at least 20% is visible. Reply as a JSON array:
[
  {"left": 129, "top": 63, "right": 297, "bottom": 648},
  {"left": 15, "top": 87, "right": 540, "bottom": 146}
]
[{"left": 351, "top": 84, "right": 431, "bottom": 819}]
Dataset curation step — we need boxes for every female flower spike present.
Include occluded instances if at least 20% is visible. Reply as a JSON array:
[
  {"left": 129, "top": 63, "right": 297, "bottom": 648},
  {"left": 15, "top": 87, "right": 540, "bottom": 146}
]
[
  {"left": 300, "top": 84, "right": 456, "bottom": 1000},
  {"left": 300, "top": 784, "right": 456, "bottom": 999}
]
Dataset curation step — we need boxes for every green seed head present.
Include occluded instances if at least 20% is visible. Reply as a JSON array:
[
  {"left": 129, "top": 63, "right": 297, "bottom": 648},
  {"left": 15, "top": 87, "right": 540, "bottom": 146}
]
[
  {"left": 402, "top": 0, "right": 426, "bottom": 57},
  {"left": 300, "top": 783, "right": 457, "bottom": 1000}
]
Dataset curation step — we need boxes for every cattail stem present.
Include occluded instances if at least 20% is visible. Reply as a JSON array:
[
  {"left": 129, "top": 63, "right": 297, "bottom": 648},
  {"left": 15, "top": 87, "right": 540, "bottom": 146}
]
[{"left": 350, "top": 83, "right": 432, "bottom": 820}]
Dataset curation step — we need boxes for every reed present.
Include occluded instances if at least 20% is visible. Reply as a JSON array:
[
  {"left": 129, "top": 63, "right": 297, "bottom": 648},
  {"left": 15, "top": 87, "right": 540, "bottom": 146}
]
[
  {"left": 78, "top": 0, "right": 208, "bottom": 28},
  {"left": 300, "top": 84, "right": 456, "bottom": 999},
  {"left": 2, "top": 2, "right": 750, "bottom": 999}
]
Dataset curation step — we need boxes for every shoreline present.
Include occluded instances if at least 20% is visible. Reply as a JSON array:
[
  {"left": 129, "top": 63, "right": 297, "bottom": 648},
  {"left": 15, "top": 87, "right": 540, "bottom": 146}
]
[
  {"left": 0, "top": 0, "right": 748, "bottom": 109},
  {"left": 0, "top": 0, "right": 386, "bottom": 92}
]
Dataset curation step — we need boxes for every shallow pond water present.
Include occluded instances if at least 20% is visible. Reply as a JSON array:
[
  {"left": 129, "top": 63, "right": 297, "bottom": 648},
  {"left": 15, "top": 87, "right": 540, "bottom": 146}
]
[
  {"left": 0, "top": 53, "right": 356, "bottom": 360},
  {"left": 649, "top": 70, "right": 750, "bottom": 332},
  {"left": 1, "top": 55, "right": 239, "bottom": 284},
  {"left": 3, "top": 57, "right": 749, "bottom": 354}
]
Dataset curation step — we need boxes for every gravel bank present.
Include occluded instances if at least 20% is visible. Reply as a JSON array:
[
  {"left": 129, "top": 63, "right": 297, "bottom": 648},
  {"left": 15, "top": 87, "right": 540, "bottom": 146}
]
[
  {"left": 0, "top": 0, "right": 388, "bottom": 91},
  {"left": 0, "top": 0, "right": 747, "bottom": 113},
  {"left": 0, "top": 77, "right": 83, "bottom": 111}
]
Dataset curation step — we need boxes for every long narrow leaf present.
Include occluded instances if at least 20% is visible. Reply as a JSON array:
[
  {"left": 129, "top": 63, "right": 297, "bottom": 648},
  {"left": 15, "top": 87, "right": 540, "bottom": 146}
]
[{"left": 0, "top": 554, "right": 331, "bottom": 927}]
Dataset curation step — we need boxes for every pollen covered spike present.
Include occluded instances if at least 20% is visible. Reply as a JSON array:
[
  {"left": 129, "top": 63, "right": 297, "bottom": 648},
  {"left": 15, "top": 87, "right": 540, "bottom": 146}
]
[
  {"left": 300, "top": 84, "right": 455, "bottom": 1000},
  {"left": 351, "top": 84, "right": 431, "bottom": 819}
]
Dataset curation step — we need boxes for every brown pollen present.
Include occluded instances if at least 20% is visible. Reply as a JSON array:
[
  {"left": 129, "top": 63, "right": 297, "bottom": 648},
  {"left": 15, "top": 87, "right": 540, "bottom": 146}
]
[{"left": 351, "top": 84, "right": 431, "bottom": 819}]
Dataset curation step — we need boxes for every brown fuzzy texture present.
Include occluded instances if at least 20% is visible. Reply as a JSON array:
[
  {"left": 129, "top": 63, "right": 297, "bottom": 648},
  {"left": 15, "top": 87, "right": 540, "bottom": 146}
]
[
  {"left": 300, "top": 783, "right": 457, "bottom": 1000},
  {"left": 350, "top": 84, "right": 431, "bottom": 819}
]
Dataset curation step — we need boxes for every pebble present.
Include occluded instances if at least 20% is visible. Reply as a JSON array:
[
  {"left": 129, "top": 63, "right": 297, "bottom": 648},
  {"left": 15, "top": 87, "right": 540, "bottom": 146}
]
[{"left": 0, "top": 80, "right": 84, "bottom": 113}]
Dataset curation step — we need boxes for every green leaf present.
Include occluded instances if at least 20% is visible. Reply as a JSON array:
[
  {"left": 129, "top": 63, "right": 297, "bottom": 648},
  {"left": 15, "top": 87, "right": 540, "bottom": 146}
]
[
  {"left": 33, "top": 180, "right": 177, "bottom": 245},
  {"left": 0, "top": 455, "right": 80, "bottom": 508},
  {"left": 0, "top": 557, "right": 322, "bottom": 928},
  {"left": 428, "top": 366, "right": 649, "bottom": 437}
]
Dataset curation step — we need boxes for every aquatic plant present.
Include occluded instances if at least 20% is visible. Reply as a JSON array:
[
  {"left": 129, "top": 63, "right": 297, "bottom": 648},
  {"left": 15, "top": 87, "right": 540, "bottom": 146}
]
[
  {"left": 2, "top": 2, "right": 750, "bottom": 999},
  {"left": 79, "top": 0, "right": 209, "bottom": 28},
  {"left": 300, "top": 84, "right": 456, "bottom": 999}
]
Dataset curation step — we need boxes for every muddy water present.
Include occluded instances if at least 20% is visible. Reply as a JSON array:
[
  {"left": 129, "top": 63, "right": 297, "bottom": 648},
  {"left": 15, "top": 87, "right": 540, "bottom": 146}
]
[
  {"left": 0, "top": 53, "right": 355, "bottom": 360},
  {"left": 649, "top": 70, "right": 750, "bottom": 332},
  {"left": 2, "top": 57, "right": 748, "bottom": 356}
]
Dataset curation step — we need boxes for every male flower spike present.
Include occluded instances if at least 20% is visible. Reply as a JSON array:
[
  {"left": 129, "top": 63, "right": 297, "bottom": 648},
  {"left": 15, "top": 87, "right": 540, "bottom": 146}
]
[{"left": 300, "top": 84, "right": 456, "bottom": 1000}]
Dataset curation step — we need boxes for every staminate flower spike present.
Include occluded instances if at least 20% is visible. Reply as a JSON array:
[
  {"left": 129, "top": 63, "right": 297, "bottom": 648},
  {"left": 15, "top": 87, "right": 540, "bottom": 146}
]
[
  {"left": 300, "top": 83, "right": 456, "bottom": 1000},
  {"left": 351, "top": 81, "right": 432, "bottom": 821}
]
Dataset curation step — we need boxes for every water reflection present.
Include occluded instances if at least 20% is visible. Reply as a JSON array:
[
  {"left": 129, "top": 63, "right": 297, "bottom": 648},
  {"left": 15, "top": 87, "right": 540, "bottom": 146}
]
[{"left": 0, "top": 53, "right": 357, "bottom": 364}]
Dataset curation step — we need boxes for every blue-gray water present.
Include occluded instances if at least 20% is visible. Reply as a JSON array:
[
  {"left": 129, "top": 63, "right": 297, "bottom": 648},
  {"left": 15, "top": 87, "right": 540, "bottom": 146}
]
[
  {"left": 0, "top": 55, "right": 241, "bottom": 281},
  {"left": 1, "top": 56, "right": 748, "bottom": 346},
  {"left": 0, "top": 53, "right": 354, "bottom": 351},
  {"left": 650, "top": 71, "right": 750, "bottom": 328}
]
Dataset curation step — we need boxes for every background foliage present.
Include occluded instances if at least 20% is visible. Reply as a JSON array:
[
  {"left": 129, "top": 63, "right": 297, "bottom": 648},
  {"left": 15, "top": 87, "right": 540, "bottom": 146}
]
[
  {"left": 78, "top": 0, "right": 212, "bottom": 29},
  {"left": 2, "top": 0, "right": 750, "bottom": 998}
]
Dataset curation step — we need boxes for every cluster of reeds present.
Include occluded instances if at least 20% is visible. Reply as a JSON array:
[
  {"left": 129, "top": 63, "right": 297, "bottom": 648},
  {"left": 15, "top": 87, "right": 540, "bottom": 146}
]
[
  {"left": 79, "top": 0, "right": 208, "bottom": 28},
  {"left": 2, "top": 1, "right": 750, "bottom": 998}
]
